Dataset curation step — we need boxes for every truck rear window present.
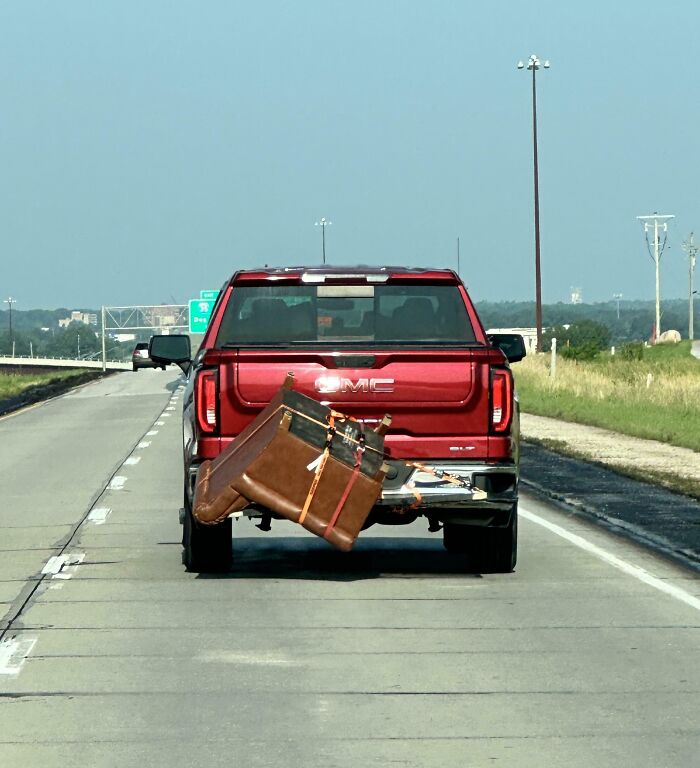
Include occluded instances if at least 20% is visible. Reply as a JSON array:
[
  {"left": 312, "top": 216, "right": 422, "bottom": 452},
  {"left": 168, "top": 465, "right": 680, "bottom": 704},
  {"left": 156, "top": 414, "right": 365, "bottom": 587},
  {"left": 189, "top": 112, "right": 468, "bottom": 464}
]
[{"left": 215, "top": 284, "right": 476, "bottom": 347}]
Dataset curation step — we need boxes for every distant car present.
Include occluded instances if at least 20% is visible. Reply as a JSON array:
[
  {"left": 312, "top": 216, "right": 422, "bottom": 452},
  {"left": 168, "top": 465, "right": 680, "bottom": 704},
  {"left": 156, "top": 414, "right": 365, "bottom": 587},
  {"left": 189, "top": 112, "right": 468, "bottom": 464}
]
[{"left": 132, "top": 342, "right": 166, "bottom": 372}]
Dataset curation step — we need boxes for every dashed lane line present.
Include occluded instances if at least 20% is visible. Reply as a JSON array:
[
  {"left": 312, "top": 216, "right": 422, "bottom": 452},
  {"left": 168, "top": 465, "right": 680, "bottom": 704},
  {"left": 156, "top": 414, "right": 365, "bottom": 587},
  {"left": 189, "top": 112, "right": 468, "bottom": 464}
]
[
  {"left": 0, "top": 636, "right": 38, "bottom": 676},
  {"left": 108, "top": 475, "right": 128, "bottom": 491},
  {"left": 87, "top": 507, "right": 111, "bottom": 525}
]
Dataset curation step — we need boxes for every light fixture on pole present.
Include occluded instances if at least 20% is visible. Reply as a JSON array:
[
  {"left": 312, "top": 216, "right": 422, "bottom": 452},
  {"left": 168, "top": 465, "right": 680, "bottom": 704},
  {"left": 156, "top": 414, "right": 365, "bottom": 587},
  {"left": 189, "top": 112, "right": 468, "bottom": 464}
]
[
  {"left": 636, "top": 213, "right": 674, "bottom": 342},
  {"left": 314, "top": 217, "right": 332, "bottom": 264},
  {"left": 682, "top": 232, "right": 697, "bottom": 342},
  {"left": 517, "top": 54, "right": 550, "bottom": 353},
  {"left": 4, "top": 296, "right": 16, "bottom": 347},
  {"left": 613, "top": 293, "right": 623, "bottom": 320}
]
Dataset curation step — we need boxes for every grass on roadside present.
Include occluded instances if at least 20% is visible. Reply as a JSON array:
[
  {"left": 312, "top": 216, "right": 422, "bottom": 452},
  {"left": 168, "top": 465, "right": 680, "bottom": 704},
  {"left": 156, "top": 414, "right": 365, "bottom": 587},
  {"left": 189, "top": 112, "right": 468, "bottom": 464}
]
[
  {"left": 0, "top": 369, "right": 95, "bottom": 400},
  {"left": 514, "top": 341, "right": 700, "bottom": 452}
]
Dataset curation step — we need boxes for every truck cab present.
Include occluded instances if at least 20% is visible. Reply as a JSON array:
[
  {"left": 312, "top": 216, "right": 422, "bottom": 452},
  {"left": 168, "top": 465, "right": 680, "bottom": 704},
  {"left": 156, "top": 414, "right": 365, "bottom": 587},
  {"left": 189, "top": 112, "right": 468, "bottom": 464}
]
[{"left": 151, "top": 266, "right": 525, "bottom": 572}]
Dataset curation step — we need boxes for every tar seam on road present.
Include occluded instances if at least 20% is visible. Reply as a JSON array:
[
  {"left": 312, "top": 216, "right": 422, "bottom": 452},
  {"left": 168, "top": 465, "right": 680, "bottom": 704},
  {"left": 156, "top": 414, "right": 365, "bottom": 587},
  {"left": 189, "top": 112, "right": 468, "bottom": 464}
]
[{"left": 520, "top": 506, "right": 700, "bottom": 613}]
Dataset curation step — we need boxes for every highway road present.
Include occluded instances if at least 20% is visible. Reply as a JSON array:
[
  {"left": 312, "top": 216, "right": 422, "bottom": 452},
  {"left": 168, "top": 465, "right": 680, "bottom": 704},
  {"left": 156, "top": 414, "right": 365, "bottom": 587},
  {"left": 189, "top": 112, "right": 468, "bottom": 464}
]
[{"left": 1, "top": 372, "right": 699, "bottom": 767}]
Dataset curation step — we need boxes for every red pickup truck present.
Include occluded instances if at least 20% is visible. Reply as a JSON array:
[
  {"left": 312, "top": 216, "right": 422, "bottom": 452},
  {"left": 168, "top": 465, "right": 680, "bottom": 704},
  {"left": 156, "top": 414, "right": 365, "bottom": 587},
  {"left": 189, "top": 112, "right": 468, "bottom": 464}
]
[{"left": 151, "top": 266, "right": 525, "bottom": 573}]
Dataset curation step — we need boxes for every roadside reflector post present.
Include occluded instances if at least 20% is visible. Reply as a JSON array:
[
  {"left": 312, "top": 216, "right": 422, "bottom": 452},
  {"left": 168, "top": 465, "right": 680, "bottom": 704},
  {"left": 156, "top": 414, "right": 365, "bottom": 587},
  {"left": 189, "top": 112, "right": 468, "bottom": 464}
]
[{"left": 550, "top": 337, "right": 557, "bottom": 379}]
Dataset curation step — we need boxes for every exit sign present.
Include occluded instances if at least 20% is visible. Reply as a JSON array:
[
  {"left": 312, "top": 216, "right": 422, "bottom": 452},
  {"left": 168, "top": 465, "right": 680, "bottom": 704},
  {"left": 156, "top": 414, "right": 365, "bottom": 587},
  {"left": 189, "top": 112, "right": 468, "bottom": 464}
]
[
  {"left": 189, "top": 299, "right": 215, "bottom": 333},
  {"left": 200, "top": 290, "right": 220, "bottom": 301}
]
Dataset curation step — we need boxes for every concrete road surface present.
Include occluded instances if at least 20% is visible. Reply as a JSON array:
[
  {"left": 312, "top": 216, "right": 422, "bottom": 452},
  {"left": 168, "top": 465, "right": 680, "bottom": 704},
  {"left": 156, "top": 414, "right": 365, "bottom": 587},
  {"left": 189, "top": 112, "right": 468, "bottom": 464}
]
[{"left": 1, "top": 372, "right": 699, "bottom": 767}]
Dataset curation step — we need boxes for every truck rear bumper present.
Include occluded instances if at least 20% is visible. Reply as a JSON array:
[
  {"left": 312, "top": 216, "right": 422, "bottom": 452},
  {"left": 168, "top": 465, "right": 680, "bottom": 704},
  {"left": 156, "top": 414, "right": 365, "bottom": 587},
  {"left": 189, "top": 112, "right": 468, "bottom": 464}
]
[{"left": 377, "top": 460, "right": 518, "bottom": 512}]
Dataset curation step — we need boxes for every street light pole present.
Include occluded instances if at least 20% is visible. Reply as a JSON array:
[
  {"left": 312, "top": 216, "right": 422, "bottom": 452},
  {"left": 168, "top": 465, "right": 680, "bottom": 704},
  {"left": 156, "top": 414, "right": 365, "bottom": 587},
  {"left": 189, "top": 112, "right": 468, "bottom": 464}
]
[
  {"left": 637, "top": 213, "right": 674, "bottom": 343},
  {"left": 613, "top": 293, "right": 623, "bottom": 320},
  {"left": 682, "top": 233, "right": 697, "bottom": 341},
  {"left": 314, "top": 217, "right": 332, "bottom": 265},
  {"left": 4, "top": 296, "right": 16, "bottom": 349},
  {"left": 518, "top": 55, "right": 550, "bottom": 352}
]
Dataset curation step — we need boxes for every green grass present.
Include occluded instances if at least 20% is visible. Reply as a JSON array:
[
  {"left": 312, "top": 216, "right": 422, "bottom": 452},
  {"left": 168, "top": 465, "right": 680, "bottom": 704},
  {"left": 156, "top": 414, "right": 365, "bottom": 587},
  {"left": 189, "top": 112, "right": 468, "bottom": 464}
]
[
  {"left": 515, "top": 341, "right": 700, "bottom": 452},
  {"left": 0, "top": 369, "right": 95, "bottom": 400}
]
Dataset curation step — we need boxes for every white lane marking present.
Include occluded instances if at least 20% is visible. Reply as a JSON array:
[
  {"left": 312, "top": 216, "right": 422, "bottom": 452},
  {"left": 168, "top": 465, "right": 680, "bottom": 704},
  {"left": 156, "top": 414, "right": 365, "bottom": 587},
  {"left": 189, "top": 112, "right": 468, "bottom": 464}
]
[
  {"left": 155, "top": 421, "right": 165, "bottom": 426},
  {"left": 0, "top": 636, "right": 38, "bottom": 676},
  {"left": 123, "top": 456, "right": 141, "bottom": 466},
  {"left": 41, "top": 553, "right": 85, "bottom": 579},
  {"left": 165, "top": 407, "right": 175, "bottom": 411},
  {"left": 42, "top": 555, "right": 67, "bottom": 575},
  {"left": 520, "top": 507, "right": 700, "bottom": 613},
  {"left": 146, "top": 430, "right": 158, "bottom": 436},
  {"left": 195, "top": 650, "right": 297, "bottom": 666},
  {"left": 161, "top": 413, "right": 172, "bottom": 418},
  {"left": 137, "top": 441, "right": 151, "bottom": 449},
  {"left": 87, "top": 507, "right": 111, "bottom": 525},
  {"left": 108, "top": 476, "right": 128, "bottom": 490}
]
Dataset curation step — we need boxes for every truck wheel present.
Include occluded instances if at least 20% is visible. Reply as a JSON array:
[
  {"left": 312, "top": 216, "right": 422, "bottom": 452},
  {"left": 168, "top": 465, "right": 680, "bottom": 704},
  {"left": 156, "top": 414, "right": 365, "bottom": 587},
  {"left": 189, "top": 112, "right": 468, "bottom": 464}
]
[
  {"left": 183, "top": 505, "right": 233, "bottom": 573},
  {"left": 132, "top": 364, "right": 138, "bottom": 372},
  {"left": 443, "top": 505, "right": 517, "bottom": 573}
]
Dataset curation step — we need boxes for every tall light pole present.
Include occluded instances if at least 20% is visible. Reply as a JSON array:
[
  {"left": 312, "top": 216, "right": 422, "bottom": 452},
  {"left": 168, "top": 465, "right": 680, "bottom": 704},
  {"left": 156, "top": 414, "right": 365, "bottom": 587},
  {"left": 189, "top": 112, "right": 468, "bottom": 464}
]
[
  {"left": 637, "top": 213, "right": 674, "bottom": 342},
  {"left": 314, "top": 217, "right": 332, "bottom": 264},
  {"left": 613, "top": 292, "right": 623, "bottom": 320},
  {"left": 4, "top": 297, "right": 16, "bottom": 348},
  {"left": 682, "top": 233, "right": 697, "bottom": 341},
  {"left": 518, "top": 54, "right": 550, "bottom": 353}
]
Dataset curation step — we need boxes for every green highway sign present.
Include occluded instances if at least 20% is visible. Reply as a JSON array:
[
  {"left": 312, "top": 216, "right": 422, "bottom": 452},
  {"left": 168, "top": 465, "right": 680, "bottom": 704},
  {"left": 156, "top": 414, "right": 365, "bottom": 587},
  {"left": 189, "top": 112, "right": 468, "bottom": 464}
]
[
  {"left": 189, "top": 298, "right": 215, "bottom": 333},
  {"left": 200, "top": 290, "right": 220, "bottom": 301}
]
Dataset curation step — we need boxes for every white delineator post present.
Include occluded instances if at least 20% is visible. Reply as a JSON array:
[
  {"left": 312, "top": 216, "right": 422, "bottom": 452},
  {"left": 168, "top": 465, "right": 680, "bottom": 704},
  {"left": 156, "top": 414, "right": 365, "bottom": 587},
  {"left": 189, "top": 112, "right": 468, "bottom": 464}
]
[
  {"left": 682, "top": 233, "right": 697, "bottom": 342},
  {"left": 550, "top": 337, "right": 557, "bottom": 379}
]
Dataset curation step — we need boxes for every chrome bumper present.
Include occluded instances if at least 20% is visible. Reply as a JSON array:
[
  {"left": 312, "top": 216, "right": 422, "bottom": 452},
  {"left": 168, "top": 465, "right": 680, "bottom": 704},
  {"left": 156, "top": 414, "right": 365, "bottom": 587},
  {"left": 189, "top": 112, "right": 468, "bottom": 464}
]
[{"left": 378, "top": 461, "right": 518, "bottom": 510}]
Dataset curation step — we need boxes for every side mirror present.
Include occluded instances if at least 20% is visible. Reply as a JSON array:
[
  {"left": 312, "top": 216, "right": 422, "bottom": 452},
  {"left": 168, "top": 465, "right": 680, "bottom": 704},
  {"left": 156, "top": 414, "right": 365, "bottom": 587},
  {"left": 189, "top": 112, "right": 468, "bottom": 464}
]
[
  {"left": 488, "top": 333, "right": 526, "bottom": 363},
  {"left": 149, "top": 334, "right": 192, "bottom": 374}
]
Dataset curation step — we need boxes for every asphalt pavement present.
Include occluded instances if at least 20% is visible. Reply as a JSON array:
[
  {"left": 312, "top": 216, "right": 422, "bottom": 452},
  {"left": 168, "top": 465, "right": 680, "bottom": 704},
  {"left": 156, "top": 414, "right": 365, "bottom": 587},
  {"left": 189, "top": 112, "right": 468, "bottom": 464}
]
[{"left": 1, "top": 371, "right": 699, "bottom": 767}]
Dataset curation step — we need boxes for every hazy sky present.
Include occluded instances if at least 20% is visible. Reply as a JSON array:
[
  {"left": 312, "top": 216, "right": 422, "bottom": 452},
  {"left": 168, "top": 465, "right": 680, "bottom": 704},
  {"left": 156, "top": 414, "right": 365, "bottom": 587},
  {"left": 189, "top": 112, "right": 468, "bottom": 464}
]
[{"left": 1, "top": 1, "right": 699, "bottom": 309}]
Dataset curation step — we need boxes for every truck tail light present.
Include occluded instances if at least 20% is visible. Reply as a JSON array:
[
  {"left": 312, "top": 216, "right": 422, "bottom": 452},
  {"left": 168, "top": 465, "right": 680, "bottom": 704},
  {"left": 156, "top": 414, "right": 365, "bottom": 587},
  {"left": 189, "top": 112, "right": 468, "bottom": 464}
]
[
  {"left": 490, "top": 368, "right": 512, "bottom": 433},
  {"left": 195, "top": 370, "right": 218, "bottom": 433}
]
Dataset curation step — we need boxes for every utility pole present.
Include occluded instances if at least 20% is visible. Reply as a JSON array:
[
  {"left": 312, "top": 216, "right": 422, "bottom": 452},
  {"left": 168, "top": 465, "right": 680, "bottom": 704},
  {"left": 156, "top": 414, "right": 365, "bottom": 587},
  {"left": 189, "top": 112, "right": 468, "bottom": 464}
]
[
  {"left": 518, "top": 54, "right": 550, "bottom": 352},
  {"left": 637, "top": 213, "right": 674, "bottom": 343},
  {"left": 682, "top": 233, "right": 697, "bottom": 341},
  {"left": 457, "top": 237, "right": 461, "bottom": 277},
  {"left": 314, "top": 217, "right": 332, "bottom": 264},
  {"left": 4, "top": 297, "right": 16, "bottom": 349}
]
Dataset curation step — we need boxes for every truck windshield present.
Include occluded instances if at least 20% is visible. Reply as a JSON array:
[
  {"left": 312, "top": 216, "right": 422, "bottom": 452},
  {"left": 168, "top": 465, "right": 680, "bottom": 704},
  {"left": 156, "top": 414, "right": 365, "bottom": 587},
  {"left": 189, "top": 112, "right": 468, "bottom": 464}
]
[{"left": 215, "top": 284, "right": 476, "bottom": 346}]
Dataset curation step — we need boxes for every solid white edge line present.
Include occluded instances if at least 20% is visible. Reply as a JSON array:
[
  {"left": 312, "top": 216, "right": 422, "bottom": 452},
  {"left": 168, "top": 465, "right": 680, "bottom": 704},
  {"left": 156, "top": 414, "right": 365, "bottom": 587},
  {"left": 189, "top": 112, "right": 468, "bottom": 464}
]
[{"left": 519, "top": 506, "right": 700, "bottom": 613}]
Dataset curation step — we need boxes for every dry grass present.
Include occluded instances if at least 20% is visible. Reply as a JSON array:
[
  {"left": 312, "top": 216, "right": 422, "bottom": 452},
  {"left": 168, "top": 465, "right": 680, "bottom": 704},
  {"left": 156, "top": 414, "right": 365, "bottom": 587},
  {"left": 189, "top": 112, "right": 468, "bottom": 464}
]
[{"left": 514, "top": 346, "right": 700, "bottom": 452}]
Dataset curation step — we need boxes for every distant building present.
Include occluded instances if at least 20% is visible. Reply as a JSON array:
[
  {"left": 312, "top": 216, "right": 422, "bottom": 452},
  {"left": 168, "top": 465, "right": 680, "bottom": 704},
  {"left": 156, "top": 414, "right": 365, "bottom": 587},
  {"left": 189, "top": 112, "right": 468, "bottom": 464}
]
[
  {"left": 58, "top": 311, "right": 98, "bottom": 328},
  {"left": 570, "top": 288, "right": 583, "bottom": 305}
]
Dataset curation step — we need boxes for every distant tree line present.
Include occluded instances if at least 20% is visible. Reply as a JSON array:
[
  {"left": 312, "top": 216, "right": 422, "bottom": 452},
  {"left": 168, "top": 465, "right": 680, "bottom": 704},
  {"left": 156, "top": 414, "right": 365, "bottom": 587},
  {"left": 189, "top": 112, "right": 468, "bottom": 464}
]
[{"left": 475, "top": 297, "right": 698, "bottom": 345}]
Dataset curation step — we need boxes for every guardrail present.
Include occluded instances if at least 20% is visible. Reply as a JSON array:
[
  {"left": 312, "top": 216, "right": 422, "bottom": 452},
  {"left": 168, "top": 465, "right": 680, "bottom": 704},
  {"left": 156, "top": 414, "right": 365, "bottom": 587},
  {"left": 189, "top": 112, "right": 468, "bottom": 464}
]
[{"left": 0, "top": 356, "right": 131, "bottom": 370}]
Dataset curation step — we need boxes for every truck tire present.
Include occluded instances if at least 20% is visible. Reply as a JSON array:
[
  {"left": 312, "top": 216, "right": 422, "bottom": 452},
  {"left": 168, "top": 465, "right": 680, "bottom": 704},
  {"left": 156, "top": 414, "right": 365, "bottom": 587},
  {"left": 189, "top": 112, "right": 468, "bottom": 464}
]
[
  {"left": 443, "top": 505, "right": 517, "bottom": 573},
  {"left": 183, "top": 504, "right": 233, "bottom": 573}
]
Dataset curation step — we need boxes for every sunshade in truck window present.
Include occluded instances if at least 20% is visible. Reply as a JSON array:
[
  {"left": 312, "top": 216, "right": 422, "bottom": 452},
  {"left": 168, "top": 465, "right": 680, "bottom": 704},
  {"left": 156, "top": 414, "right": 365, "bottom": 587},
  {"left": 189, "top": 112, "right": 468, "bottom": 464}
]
[{"left": 214, "top": 284, "right": 477, "bottom": 347}]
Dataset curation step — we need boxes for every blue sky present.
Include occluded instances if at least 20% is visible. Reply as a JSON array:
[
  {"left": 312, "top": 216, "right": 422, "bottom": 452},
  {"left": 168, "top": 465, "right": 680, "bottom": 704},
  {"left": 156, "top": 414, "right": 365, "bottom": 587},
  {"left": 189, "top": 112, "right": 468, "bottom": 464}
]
[{"left": 0, "top": 0, "right": 698, "bottom": 308}]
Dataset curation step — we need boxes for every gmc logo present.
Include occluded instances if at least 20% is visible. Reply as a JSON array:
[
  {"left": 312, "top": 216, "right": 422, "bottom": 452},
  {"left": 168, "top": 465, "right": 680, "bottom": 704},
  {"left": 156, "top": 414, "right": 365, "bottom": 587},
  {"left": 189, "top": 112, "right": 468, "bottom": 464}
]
[{"left": 314, "top": 376, "right": 395, "bottom": 394}]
